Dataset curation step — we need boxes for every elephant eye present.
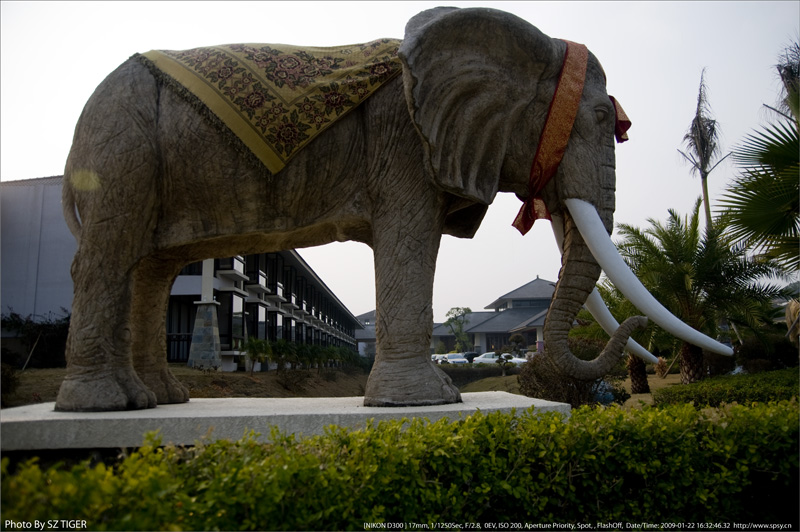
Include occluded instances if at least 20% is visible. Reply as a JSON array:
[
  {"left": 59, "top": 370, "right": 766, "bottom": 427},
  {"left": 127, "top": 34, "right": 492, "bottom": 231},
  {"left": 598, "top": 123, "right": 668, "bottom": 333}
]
[{"left": 595, "top": 107, "right": 609, "bottom": 122}]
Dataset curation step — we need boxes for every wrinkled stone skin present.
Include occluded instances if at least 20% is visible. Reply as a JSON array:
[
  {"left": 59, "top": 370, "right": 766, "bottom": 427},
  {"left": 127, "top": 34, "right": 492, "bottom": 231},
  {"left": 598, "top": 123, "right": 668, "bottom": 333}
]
[{"left": 57, "top": 7, "right": 631, "bottom": 411}]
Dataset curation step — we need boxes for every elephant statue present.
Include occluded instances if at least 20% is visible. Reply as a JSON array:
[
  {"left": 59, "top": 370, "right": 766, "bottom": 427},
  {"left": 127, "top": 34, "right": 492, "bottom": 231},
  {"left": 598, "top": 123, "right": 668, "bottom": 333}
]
[{"left": 56, "top": 6, "right": 731, "bottom": 411}]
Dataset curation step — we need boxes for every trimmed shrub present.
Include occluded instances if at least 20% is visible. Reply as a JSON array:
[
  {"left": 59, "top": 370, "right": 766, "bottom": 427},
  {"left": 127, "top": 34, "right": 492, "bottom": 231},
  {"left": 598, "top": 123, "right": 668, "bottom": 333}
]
[
  {"left": 704, "top": 349, "right": 737, "bottom": 377},
  {"left": 0, "top": 362, "right": 19, "bottom": 406},
  {"left": 735, "top": 334, "right": 800, "bottom": 372},
  {"left": 0, "top": 310, "right": 70, "bottom": 368},
  {"left": 6, "top": 402, "right": 795, "bottom": 530},
  {"left": 653, "top": 367, "right": 800, "bottom": 407}
]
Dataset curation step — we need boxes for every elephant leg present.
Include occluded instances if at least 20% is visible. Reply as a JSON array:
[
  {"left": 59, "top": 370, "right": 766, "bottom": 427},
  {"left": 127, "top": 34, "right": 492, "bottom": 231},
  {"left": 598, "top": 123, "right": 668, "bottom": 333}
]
[
  {"left": 364, "top": 192, "right": 461, "bottom": 407},
  {"left": 56, "top": 241, "right": 158, "bottom": 411},
  {"left": 130, "top": 256, "right": 190, "bottom": 404},
  {"left": 56, "top": 58, "right": 164, "bottom": 411}
]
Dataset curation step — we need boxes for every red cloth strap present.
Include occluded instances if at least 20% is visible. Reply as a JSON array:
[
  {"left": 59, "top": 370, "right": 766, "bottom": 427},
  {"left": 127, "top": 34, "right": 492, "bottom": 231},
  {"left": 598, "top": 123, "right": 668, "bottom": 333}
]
[
  {"left": 610, "top": 95, "right": 631, "bottom": 143},
  {"left": 513, "top": 40, "right": 587, "bottom": 235},
  {"left": 512, "top": 41, "right": 632, "bottom": 235}
]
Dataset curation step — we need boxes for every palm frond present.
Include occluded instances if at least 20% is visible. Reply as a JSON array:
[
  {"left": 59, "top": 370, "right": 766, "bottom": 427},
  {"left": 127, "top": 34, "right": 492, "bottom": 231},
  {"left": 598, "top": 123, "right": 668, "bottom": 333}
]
[
  {"left": 732, "top": 119, "right": 799, "bottom": 171},
  {"left": 613, "top": 202, "right": 786, "bottom": 339},
  {"left": 719, "top": 117, "right": 799, "bottom": 270}
]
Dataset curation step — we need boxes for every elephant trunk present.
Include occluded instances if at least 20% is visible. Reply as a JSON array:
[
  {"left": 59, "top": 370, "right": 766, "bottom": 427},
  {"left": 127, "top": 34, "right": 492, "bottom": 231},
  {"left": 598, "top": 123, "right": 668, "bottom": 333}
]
[{"left": 544, "top": 210, "right": 647, "bottom": 381}]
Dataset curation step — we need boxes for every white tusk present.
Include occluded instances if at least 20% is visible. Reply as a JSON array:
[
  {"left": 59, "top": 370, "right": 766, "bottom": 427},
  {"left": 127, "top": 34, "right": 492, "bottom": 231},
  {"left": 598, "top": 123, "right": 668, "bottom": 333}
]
[
  {"left": 584, "top": 290, "right": 658, "bottom": 363},
  {"left": 551, "top": 214, "right": 658, "bottom": 363},
  {"left": 564, "top": 198, "right": 734, "bottom": 356}
]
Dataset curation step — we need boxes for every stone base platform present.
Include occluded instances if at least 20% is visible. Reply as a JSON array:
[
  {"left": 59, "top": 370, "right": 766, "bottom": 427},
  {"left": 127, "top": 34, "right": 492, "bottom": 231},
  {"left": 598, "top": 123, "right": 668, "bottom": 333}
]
[{"left": 1, "top": 392, "right": 569, "bottom": 451}]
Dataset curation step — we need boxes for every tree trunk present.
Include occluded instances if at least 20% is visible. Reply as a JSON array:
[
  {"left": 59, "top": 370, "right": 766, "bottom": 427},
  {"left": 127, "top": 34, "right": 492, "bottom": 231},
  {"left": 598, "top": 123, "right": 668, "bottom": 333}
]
[
  {"left": 700, "top": 173, "right": 712, "bottom": 230},
  {"left": 679, "top": 342, "right": 704, "bottom": 384},
  {"left": 626, "top": 353, "right": 650, "bottom": 394}
]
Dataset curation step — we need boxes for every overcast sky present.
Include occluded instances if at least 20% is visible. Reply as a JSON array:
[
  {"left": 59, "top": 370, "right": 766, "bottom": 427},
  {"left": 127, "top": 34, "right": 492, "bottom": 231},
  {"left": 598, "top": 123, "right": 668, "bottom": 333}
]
[{"left": 2, "top": 1, "right": 797, "bottom": 322}]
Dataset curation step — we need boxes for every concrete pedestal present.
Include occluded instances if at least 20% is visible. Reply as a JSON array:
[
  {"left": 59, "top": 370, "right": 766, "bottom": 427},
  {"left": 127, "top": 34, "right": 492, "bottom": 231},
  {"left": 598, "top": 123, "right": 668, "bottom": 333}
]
[
  {"left": 186, "top": 301, "right": 222, "bottom": 369},
  {"left": 0, "top": 393, "right": 570, "bottom": 451}
]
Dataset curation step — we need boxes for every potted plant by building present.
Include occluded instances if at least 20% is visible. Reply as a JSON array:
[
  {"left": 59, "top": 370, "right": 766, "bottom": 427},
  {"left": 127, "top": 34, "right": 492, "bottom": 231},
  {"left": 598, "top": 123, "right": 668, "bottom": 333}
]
[
  {"left": 271, "top": 339, "right": 296, "bottom": 373},
  {"left": 243, "top": 337, "right": 271, "bottom": 376},
  {"left": 294, "top": 343, "right": 312, "bottom": 370}
]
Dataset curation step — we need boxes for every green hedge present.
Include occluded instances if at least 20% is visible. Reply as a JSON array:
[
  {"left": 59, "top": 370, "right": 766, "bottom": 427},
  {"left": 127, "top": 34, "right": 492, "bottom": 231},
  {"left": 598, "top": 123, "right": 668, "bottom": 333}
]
[
  {"left": 2, "top": 402, "right": 798, "bottom": 530},
  {"left": 653, "top": 368, "right": 800, "bottom": 407}
]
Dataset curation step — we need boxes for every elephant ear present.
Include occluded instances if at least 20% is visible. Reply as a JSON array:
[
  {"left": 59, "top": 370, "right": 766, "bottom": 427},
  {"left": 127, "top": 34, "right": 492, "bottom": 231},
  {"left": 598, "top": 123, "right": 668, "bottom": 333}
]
[{"left": 400, "top": 7, "right": 558, "bottom": 205}]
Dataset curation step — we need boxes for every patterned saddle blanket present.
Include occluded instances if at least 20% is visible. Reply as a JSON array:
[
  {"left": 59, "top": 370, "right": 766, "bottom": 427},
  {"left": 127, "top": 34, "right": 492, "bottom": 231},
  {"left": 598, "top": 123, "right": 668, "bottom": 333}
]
[{"left": 136, "top": 39, "right": 401, "bottom": 173}]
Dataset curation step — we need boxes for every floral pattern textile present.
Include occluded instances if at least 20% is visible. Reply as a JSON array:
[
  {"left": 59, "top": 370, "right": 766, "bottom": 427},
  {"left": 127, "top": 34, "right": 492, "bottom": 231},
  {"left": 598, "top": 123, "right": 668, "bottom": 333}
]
[{"left": 138, "top": 39, "right": 401, "bottom": 173}]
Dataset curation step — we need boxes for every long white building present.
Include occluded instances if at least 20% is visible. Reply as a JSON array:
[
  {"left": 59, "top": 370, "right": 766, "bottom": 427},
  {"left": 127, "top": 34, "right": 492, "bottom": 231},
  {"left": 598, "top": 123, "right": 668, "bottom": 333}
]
[{"left": 1, "top": 176, "right": 361, "bottom": 371}]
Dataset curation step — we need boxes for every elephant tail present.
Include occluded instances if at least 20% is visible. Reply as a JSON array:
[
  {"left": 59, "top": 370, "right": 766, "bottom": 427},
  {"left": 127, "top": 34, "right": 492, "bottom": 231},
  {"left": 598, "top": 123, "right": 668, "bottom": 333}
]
[{"left": 62, "top": 175, "right": 82, "bottom": 245}]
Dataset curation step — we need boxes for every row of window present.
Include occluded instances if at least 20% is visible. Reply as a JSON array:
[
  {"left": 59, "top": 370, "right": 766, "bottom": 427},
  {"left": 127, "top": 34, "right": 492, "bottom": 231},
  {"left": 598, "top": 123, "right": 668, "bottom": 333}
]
[
  {"left": 168, "top": 252, "right": 360, "bottom": 362},
  {"left": 180, "top": 253, "right": 357, "bottom": 336}
]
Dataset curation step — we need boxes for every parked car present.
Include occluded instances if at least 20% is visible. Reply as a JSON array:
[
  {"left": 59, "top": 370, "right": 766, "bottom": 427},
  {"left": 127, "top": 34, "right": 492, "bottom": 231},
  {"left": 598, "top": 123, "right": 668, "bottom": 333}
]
[
  {"left": 463, "top": 351, "right": 479, "bottom": 363},
  {"left": 441, "top": 353, "right": 468, "bottom": 364},
  {"left": 472, "top": 352, "right": 500, "bottom": 365},
  {"left": 431, "top": 354, "right": 448, "bottom": 364},
  {"left": 472, "top": 352, "right": 527, "bottom": 366}
]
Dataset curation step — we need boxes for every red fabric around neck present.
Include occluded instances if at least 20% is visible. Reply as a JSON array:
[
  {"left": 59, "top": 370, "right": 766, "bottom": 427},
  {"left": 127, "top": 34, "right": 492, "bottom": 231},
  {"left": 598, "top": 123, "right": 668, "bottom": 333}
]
[
  {"left": 512, "top": 40, "right": 588, "bottom": 235},
  {"left": 512, "top": 41, "right": 632, "bottom": 236}
]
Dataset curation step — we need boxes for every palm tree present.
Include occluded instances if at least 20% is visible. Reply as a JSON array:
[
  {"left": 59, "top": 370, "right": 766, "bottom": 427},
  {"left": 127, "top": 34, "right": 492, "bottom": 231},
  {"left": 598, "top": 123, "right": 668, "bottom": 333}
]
[
  {"left": 678, "top": 69, "right": 730, "bottom": 229},
  {"left": 242, "top": 336, "right": 271, "bottom": 377},
  {"left": 616, "top": 198, "right": 787, "bottom": 384},
  {"left": 773, "top": 41, "right": 799, "bottom": 120},
  {"left": 718, "top": 42, "right": 799, "bottom": 272},
  {"left": 271, "top": 339, "right": 296, "bottom": 372},
  {"left": 294, "top": 343, "right": 314, "bottom": 369}
]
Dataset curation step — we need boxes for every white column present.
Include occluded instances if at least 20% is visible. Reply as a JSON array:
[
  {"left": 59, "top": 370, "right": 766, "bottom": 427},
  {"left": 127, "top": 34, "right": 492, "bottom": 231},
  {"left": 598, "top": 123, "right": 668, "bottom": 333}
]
[{"left": 200, "top": 258, "right": 215, "bottom": 303}]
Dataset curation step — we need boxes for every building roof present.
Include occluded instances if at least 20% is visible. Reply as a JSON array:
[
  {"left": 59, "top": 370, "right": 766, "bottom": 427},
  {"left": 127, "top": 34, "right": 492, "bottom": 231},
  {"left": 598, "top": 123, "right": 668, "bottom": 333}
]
[
  {"left": 509, "top": 308, "right": 549, "bottom": 332},
  {"left": 430, "top": 276, "right": 557, "bottom": 340},
  {"left": 0, "top": 175, "right": 63, "bottom": 186},
  {"left": 356, "top": 310, "right": 376, "bottom": 326},
  {"left": 432, "top": 311, "right": 497, "bottom": 336},
  {"left": 355, "top": 310, "right": 376, "bottom": 341},
  {"left": 433, "top": 307, "right": 549, "bottom": 336},
  {"left": 484, "top": 276, "right": 556, "bottom": 310},
  {"left": 465, "top": 308, "right": 544, "bottom": 333},
  {"left": 289, "top": 250, "right": 362, "bottom": 328}
]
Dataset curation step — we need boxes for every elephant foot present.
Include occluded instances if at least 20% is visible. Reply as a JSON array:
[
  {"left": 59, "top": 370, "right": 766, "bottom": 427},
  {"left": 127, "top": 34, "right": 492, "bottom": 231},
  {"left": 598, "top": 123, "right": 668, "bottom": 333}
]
[
  {"left": 55, "top": 366, "right": 158, "bottom": 411},
  {"left": 364, "top": 357, "right": 462, "bottom": 407},
  {"left": 137, "top": 366, "right": 190, "bottom": 404}
]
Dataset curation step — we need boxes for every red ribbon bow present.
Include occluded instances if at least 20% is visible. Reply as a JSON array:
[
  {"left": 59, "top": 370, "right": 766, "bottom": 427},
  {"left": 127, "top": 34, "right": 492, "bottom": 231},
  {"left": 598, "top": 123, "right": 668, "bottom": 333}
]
[{"left": 512, "top": 40, "right": 631, "bottom": 236}]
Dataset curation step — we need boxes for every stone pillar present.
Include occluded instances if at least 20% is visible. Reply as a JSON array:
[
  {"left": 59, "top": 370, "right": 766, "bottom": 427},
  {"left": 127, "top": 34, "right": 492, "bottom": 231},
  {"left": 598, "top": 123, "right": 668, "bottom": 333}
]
[{"left": 187, "top": 259, "right": 222, "bottom": 369}]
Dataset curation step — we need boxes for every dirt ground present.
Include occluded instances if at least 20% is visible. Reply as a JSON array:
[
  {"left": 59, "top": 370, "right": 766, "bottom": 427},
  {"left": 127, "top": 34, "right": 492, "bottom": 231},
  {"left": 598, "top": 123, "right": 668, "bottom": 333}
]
[
  {"left": 3, "top": 365, "right": 681, "bottom": 409},
  {"left": 2, "top": 365, "right": 370, "bottom": 408},
  {"left": 460, "top": 375, "right": 522, "bottom": 395}
]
